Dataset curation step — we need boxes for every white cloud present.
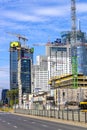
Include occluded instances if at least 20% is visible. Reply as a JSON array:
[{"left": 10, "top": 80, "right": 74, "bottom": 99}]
[
  {"left": 1, "top": 10, "right": 47, "bottom": 22},
  {"left": 35, "top": 5, "right": 69, "bottom": 17},
  {"left": 0, "top": 0, "right": 70, "bottom": 23},
  {"left": 77, "top": 3, "right": 87, "bottom": 13}
]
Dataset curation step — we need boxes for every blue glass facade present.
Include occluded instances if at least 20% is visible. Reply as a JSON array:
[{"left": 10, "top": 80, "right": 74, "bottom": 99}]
[
  {"left": 21, "top": 58, "right": 31, "bottom": 93},
  {"left": 77, "top": 45, "right": 87, "bottom": 75},
  {"left": 10, "top": 44, "right": 33, "bottom": 93},
  {"left": 2, "top": 89, "right": 9, "bottom": 104},
  {"left": 61, "top": 31, "right": 87, "bottom": 76},
  {"left": 10, "top": 49, "right": 18, "bottom": 89}
]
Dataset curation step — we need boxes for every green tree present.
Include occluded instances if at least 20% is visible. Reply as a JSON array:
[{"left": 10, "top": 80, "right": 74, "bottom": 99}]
[
  {"left": 0, "top": 101, "right": 3, "bottom": 107},
  {"left": 6, "top": 89, "right": 18, "bottom": 107}
]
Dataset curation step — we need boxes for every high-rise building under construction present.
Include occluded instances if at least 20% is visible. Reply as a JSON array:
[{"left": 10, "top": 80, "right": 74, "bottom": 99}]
[
  {"left": 61, "top": 30, "right": 87, "bottom": 76},
  {"left": 10, "top": 41, "right": 34, "bottom": 93},
  {"left": 46, "top": 29, "right": 87, "bottom": 78}
]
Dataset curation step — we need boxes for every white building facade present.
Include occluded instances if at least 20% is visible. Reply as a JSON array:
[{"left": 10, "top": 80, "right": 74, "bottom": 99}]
[
  {"left": 32, "top": 56, "right": 49, "bottom": 93},
  {"left": 46, "top": 43, "right": 72, "bottom": 78}
]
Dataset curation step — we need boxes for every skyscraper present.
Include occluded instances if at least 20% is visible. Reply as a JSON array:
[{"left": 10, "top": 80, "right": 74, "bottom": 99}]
[
  {"left": 46, "top": 41, "right": 72, "bottom": 78},
  {"left": 61, "top": 31, "right": 87, "bottom": 76},
  {"left": 10, "top": 41, "right": 34, "bottom": 93},
  {"left": 32, "top": 55, "right": 49, "bottom": 92}
]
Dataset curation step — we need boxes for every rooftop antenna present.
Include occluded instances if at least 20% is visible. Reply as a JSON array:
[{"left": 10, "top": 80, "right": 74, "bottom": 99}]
[{"left": 47, "top": 35, "right": 51, "bottom": 43}]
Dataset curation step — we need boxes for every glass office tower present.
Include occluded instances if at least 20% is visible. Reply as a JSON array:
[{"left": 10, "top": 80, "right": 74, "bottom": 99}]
[
  {"left": 61, "top": 31, "right": 87, "bottom": 76},
  {"left": 77, "top": 45, "right": 87, "bottom": 75},
  {"left": 10, "top": 41, "right": 34, "bottom": 93}
]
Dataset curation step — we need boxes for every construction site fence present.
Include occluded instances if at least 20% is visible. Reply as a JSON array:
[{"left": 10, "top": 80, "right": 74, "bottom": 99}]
[{"left": 15, "top": 109, "right": 87, "bottom": 123}]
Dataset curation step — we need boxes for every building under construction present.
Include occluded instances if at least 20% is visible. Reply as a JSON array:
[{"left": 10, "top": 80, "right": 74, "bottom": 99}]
[
  {"left": 48, "top": 74, "right": 87, "bottom": 107},
  {"left": 45, "top": 31, "right": 87, "bottom": 78},
  {"left": 10, "top": 41, "right": 34, "bottom": 93}
]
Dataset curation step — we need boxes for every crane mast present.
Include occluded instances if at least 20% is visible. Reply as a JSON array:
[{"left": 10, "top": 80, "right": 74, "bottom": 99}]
[
  {"left": 71, "top": 0, "right": 78, "bottom": 89},
  {"left": 71, "top": 0, "right": 76, "bottom": 44}
]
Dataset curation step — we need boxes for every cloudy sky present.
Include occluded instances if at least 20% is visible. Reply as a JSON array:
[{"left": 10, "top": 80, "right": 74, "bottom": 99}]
[{"left": 0, "top": 0, "right": 87, "bottom": 89}]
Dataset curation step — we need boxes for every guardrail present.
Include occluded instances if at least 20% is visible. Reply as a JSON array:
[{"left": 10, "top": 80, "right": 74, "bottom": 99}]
[{"left": 15, "top": 109, "right": 87, "bottom": 123}]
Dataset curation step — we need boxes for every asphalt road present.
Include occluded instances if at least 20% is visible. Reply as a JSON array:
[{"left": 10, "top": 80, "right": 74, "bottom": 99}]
[{"left": 0, "top": 111, "right": 87, "bottom": 130}]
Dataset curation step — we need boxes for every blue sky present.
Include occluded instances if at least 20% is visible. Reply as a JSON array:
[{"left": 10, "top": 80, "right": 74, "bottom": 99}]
[{"left": 0, "top": 0, "right": 87, "bottom": 89}]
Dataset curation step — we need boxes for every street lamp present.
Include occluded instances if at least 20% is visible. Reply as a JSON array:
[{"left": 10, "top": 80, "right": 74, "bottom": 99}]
[{"left": 58, "top": 86, "right": 60, "bottom": 110}]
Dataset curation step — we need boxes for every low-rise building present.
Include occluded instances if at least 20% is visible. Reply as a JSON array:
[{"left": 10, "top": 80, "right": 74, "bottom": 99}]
[{"left": 33, "top": 91, "right": 54, "bottom": 110}]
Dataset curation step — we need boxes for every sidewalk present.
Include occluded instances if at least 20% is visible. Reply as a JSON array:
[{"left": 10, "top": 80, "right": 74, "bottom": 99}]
[{"left": 12, "top": 111, "right": 87, "bottom": 128}]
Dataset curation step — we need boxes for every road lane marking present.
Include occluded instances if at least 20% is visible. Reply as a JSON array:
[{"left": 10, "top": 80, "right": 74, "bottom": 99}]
[
  {"left": 7, "top": 122, "right": 11, "bottom": 125},
  {"left": 42, "top": 124, "right": 48, "bottom": 127},
  {"left": 32, "top": 122, "right": 35, "bottom": 124},
  {"left": 2, "top": 120, "right": 6, "bottom": 122},
  {"left": 13, "top": 126, "right": 18, "bottom": 128},
  {"left": 24, "top": 120, "right": 27, "bottom": 121}
]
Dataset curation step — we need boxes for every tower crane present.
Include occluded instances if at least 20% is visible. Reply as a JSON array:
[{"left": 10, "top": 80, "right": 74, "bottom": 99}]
[
  {"left": 6, "top": 32, "right": 28, "bottom": 41},
  {"left": 71, "top": 0, "right": 78, "bottom": 89}
]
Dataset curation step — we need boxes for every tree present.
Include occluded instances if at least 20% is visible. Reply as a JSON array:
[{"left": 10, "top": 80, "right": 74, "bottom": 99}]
[
  {"left": 0, "top": 101, "right": 3, "bottom": 107},
  {"left": 6, "top": 89, "right": 18, "bottom": 107}
]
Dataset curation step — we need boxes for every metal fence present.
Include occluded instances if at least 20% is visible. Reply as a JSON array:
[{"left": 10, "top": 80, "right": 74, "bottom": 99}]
[{"left": 15, "top": 109, "right": 87, "bottom": 123}]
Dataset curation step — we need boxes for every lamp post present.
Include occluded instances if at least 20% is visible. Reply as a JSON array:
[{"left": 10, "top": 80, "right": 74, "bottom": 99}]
[
  {"left": 58, "top": 86, "right": 60, "bottom": 110},
  {"left": 56, "top": 51, "right": 57, "bottom": 75},
  {"left": 67, "top": 87, "right": 69, "bottom": 111}
]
